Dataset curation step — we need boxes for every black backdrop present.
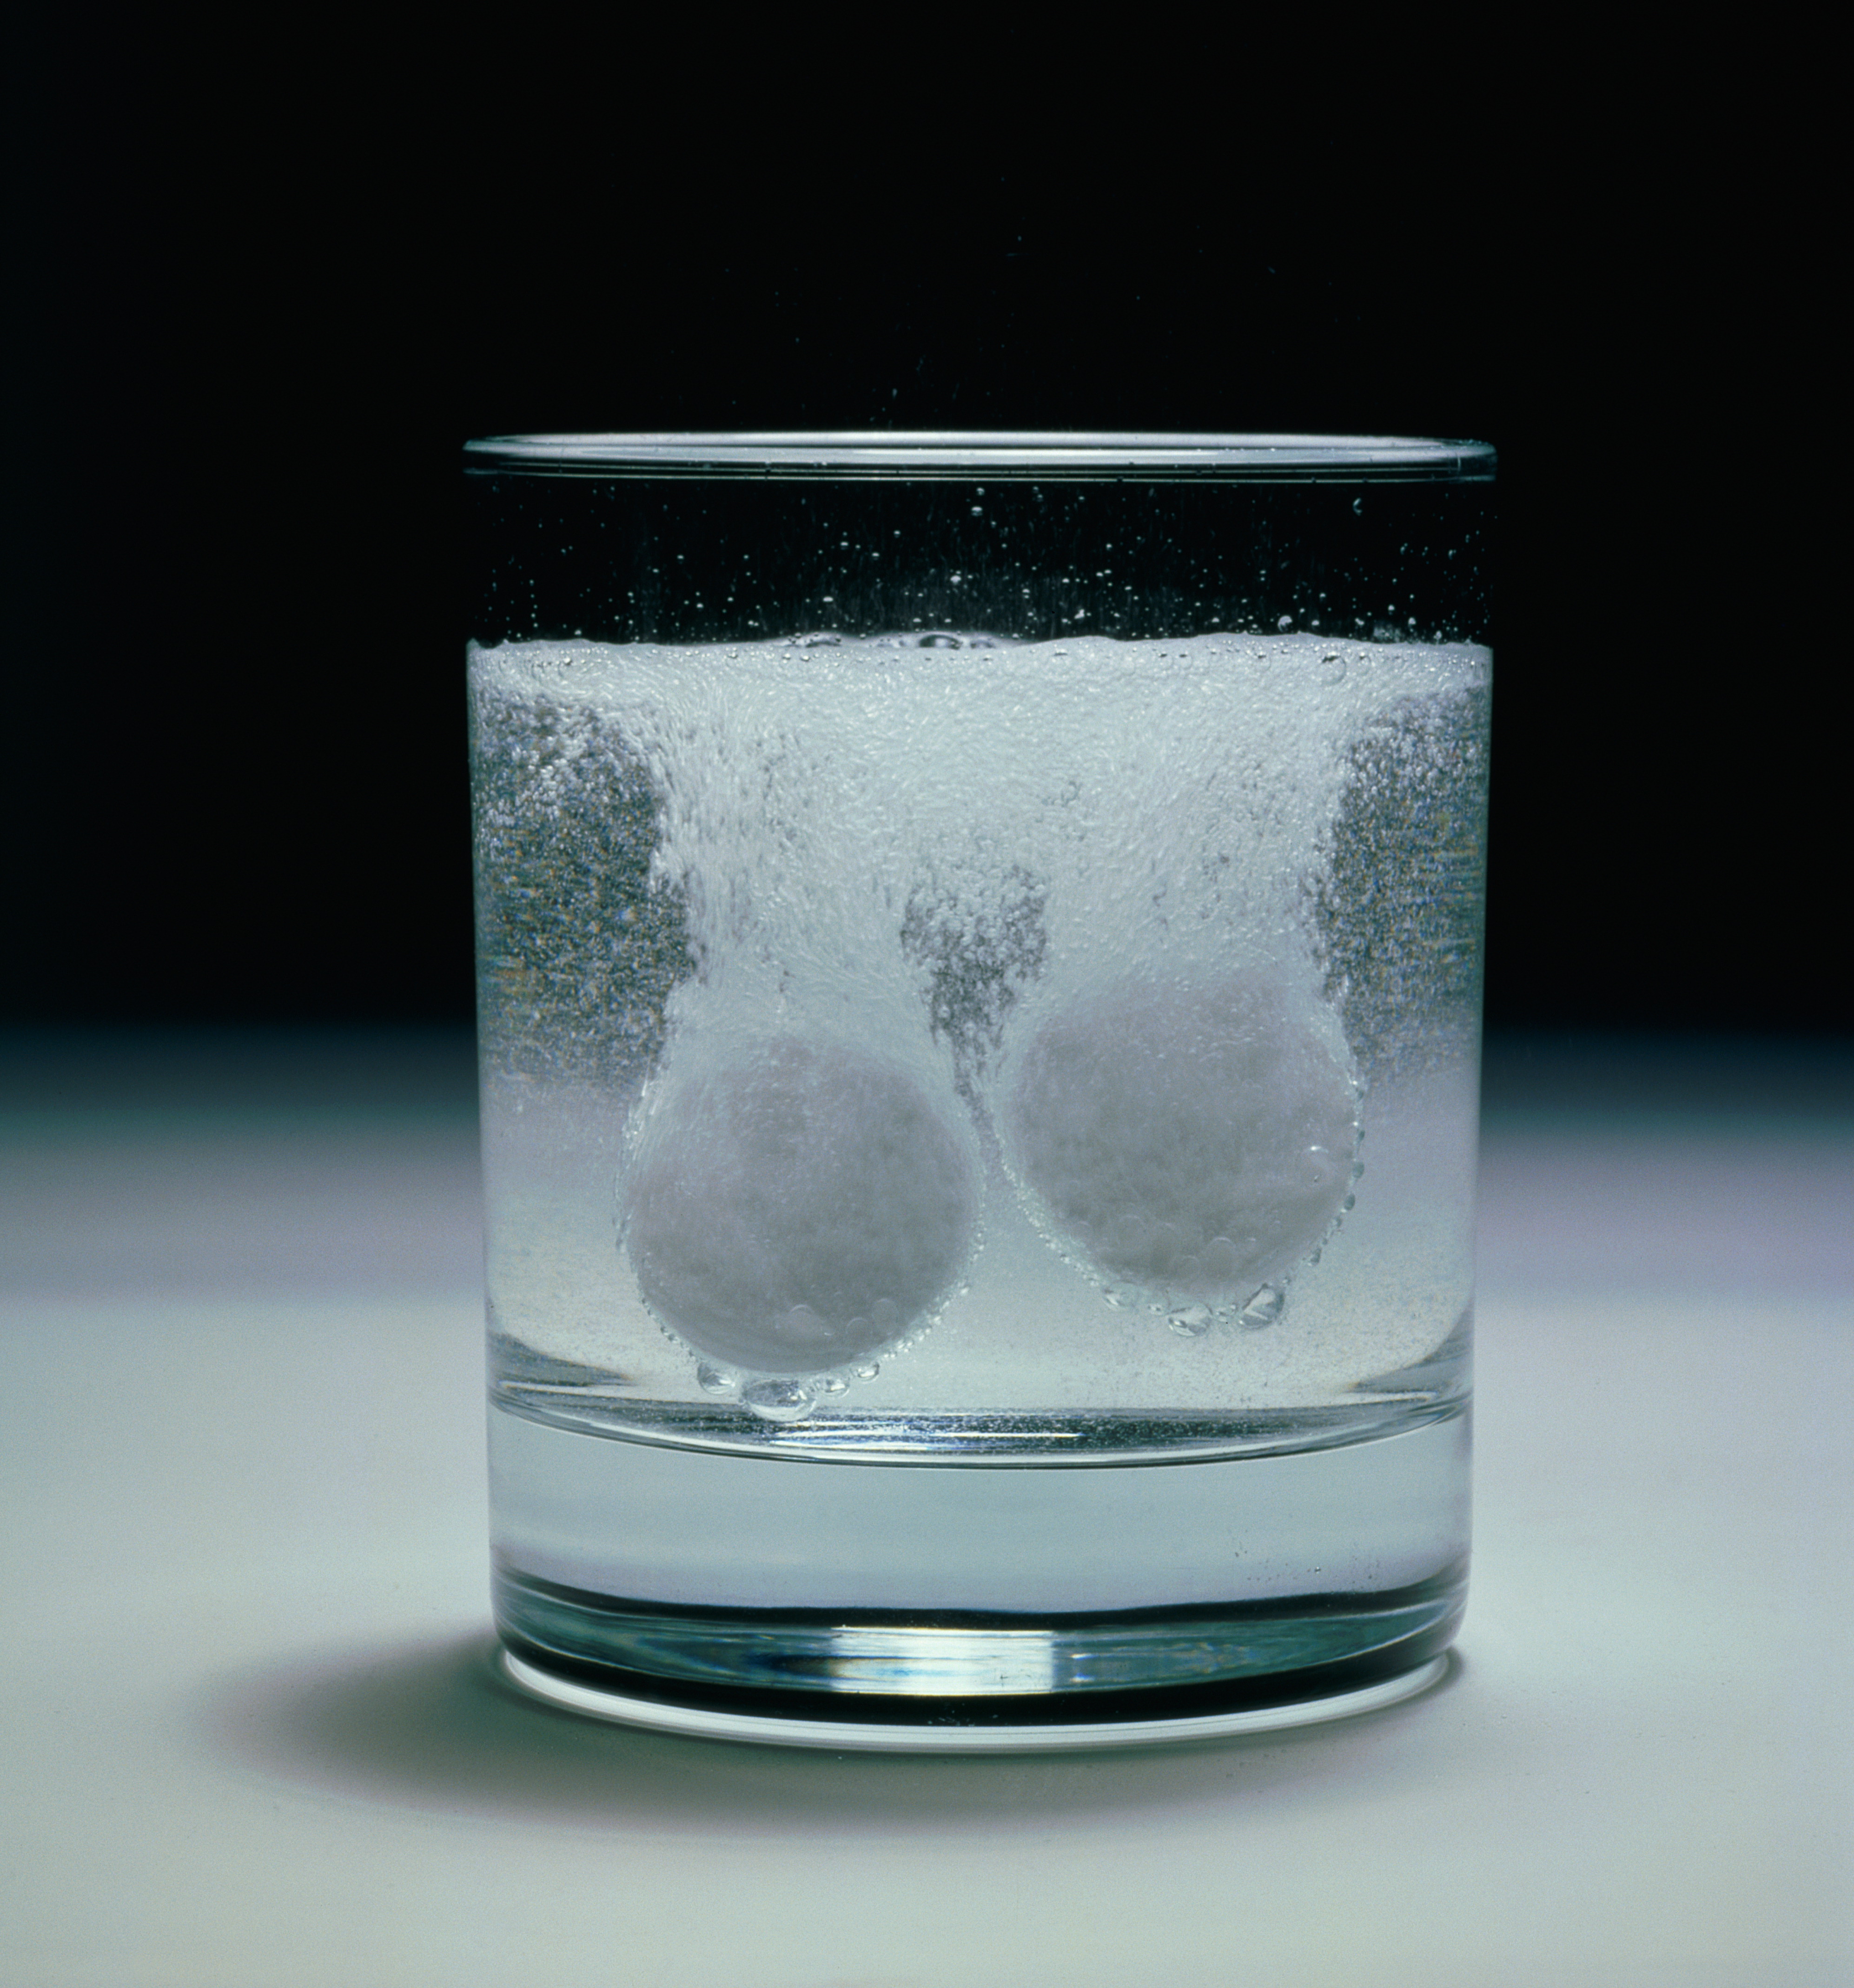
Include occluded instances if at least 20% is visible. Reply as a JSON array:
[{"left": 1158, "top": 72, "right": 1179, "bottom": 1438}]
[{"left": 6, "top": 26, "right": 1836, "bottom": 1037}]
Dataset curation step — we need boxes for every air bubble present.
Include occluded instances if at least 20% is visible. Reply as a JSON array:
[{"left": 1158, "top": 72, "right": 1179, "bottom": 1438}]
[
  {"left": 1238, "top": 1283, "right": 1285, "bottom": 1330},
  {"left": 853, "top": 1361, "right": 881, "bottom": 1380},
  {"left": 743, "top": 1378, "right": 815, "bottom": 1422},
  {"left": 696, "top": 1362, "right": 740, "bottom": 1398},
  {"left": 1167, "top": 1302, "right": 1214, "bottom": 1337}
]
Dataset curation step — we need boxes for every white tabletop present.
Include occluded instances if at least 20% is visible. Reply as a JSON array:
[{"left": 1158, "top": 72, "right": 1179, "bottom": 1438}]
[{"left": 2, "top": 1032, "right": 1849, "bottom": 1987}]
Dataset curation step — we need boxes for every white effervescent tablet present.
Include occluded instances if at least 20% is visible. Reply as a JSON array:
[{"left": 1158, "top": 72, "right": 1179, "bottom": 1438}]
[
  {"left": 1002, "top": 974, "right": 1358, "bottom": 1305},
  {"left": 622, "top": 1036, "right": 978, "bottom": 1374}
]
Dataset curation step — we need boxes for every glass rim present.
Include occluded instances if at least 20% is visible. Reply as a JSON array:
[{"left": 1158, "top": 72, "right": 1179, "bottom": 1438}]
[{"left": 464, "top": 432, "right": 1495, "bottom": 482}]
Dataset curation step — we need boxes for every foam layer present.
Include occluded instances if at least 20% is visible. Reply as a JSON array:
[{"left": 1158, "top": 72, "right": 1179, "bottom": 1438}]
[{"left": 470, "top": 631, "right": 1488, "bottom": 1403}]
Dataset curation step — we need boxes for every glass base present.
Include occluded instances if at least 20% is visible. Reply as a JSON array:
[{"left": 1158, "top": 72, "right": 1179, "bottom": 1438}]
[
  {"left": 497, "top": 1646, "right": 1451, "bottom": 1751},
  {"left": 491, "top": 1559, "right": 1464, "bottom": 1750}
]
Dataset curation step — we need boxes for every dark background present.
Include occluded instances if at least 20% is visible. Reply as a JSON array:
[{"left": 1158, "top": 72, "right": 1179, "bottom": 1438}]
[{"left": 6, "top": 27, "right": 1836, "bottom": 1039}]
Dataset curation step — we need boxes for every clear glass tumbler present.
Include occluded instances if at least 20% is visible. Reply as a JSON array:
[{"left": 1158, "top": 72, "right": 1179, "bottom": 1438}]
[{"left": 466, "top": 435, "right": 1493, "bottom": 1748}]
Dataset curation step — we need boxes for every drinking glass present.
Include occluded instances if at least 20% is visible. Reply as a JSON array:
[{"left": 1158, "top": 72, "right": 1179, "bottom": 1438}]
[{"left": 465, "top": 434, "right": 1493, "bottom": 1749}]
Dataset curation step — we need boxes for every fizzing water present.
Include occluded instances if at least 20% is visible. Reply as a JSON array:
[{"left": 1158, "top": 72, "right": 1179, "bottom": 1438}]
[{"left": 471, "top": 629, "right": 1488, "bottom": 1700}]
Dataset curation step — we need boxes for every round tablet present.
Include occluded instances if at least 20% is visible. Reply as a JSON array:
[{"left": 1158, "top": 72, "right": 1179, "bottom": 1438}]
[
  {"left": 623, "top": 1036, "right": 978, "bottom": 1374},
  {"left": 1002, "top": 975, "right": 1357, "bottom": 1305}
]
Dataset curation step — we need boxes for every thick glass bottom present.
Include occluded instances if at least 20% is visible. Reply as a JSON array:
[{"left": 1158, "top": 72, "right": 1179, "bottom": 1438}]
[
  {"left": 491, "top": 1558, "right": 1466, "bottom": 1743},
  {"left": 497, "top": 1644, "right": 1453, "bottom": 1751}
]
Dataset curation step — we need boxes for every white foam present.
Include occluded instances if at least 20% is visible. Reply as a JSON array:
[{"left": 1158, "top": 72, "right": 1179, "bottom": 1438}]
[{"left": 471, "top": 631, "right": 1488, "bottom": 1400}]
